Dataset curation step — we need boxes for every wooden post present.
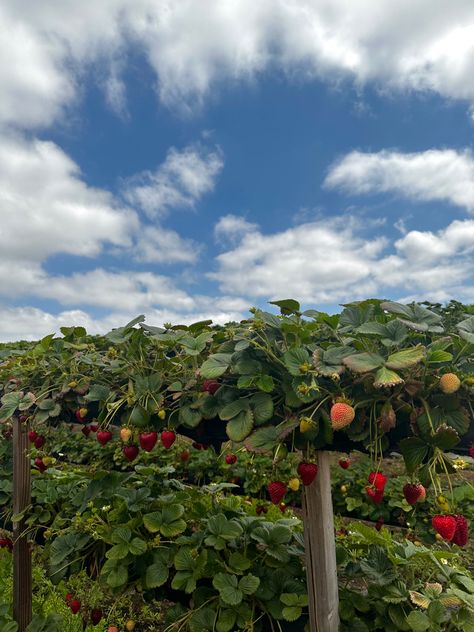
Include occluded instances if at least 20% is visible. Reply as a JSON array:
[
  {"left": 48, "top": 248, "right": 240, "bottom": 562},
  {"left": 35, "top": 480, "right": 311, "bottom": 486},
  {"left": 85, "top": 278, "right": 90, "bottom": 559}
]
[
  {"left": 302, "top": 451, "right": 339, "bottom": 632},
  {"left": 13, "top": 417, "right": 32, "bottom": 632}
]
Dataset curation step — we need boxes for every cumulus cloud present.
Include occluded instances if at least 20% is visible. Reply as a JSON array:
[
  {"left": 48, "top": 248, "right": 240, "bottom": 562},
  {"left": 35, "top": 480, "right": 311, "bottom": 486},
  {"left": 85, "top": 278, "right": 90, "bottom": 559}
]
[
  {"left": 4, "top": 1, "right": 474, "bottom": 128},
  {"left": 124, "top": 144, "right": 224, "bottom": 217},
  {"left": 325, "top": 149, "right": 474, "bottom": 211},
  {"left": 214, "top": 214, "right": 258, "bottom": 244}
]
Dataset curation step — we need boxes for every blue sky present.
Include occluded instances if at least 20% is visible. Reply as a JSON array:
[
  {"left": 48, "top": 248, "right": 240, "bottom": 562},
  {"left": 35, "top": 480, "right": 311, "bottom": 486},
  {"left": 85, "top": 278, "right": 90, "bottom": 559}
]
[{"left": 1, "top": 1, "right": 474, "bottom": 340}]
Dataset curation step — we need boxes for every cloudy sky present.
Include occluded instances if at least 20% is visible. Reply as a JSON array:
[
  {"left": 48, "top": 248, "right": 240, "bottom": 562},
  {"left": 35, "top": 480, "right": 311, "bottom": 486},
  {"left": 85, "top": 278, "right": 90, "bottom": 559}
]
[{"left": 2, "top": 0, "right": 474, "bottom": 340}]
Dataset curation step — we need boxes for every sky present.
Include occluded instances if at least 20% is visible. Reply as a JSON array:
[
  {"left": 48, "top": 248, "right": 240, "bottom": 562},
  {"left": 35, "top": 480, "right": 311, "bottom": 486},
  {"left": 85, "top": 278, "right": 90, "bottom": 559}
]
[{"left": 1, "top": 0, "right": 474, "bottom": 341}]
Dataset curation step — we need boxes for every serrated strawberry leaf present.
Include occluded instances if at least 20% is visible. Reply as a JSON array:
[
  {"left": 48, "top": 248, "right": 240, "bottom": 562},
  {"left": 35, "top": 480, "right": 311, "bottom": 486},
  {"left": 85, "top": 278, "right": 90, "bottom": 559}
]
[
  {"left": 373, "top": 367, "right": 404, "bottom": 388},
  {"left": 385, "top": 347, "right": 425, "bottom": 370},
  {"left": 343, "top": 353, "right": 384, "bottom": 373}
]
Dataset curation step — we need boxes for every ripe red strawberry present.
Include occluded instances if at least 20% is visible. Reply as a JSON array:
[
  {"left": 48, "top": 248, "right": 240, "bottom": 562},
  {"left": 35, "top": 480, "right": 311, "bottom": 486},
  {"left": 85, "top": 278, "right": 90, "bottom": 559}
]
[
  {"left": 202, "top": 379, "right": 220, "bottom": 395},
  {"left": 70, "top": 599, "right": 81, "bottom": 614},
  {"left": 89, "top": 424, "right": 98, "bottom": 432},
  {"left": 0, "top": 538, "right": 13, "bottom": 550},
  {"left": 432, "top": 515, "right": 457, "bottom": 541},
  {"left": 81, "top": 425, "right": 91, "bottom": 437},
  {"left": 339, "top": 458, "right": 350, "bottom": 470},
  {"left": 161, "top": 430, "right": 176, "bottom": 449},
  {"left": 267, "top": 481, "right": 287, "bottom": 505},
  {"left": 452, "top": 514, "right": 469, "bottom": 547},
  {"left": 330, "top": 403, "right": 355, "bottom": 430},
  {"left": 65, "top": 593, "right": 73, "bottom": 604},
  {"left": 28, "top": 431, "right": 38, "bottom": 443},
  {"left": 91, "top": 609, "right": 103, "bottom": 625},
  {"left": 403, "top": 483, "right": 426, "bottom": 505},
  {"left": 366, "top": 486, "right": 384, "bottom": 504},
  {"left": 34, "top": 457, "right": 47, "bottom": 473},
  {"left": 297, "top": 462, "right": 318, "bottom": 486},
  {"left": 469, "top": 446, "right": 474, "bottom": 459},
  {"left": 368, "top": 471, "right": 388, "bottom": 491},
  {"left": 139, "top": 431, "right": 158, "bottom": 452},
  {"left": 34, "top": 435, "right": 45, "bottom": 449},
  {"left": 97, "top": 430, "right": 113, "bottom": 446},
  {"left": 225, "top": 453, "right": 237, "bottom": 465},
  {"left": 375, "top": 517, "right": 384, "bottom": 531},
  {"left": 180, "top": 450, "right": 190, "bottom": 462},
  {"left": 123, "top": 445, "right": 139, "bottom": 462}
]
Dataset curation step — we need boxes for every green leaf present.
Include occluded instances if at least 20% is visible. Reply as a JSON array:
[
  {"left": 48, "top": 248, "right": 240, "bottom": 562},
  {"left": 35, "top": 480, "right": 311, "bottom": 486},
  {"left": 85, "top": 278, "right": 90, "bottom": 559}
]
[
  {"left": 457, "top": 316, "right": 474, "bottom": 343},
  {"left": 244, "top": 426, "right": 278, "bottom": 453},
  {"left": 256, "top": 375, "right": 274, "bottom": 392},
  {"left": 219, "top": 399, "right": 249, "bottom": 420},
  {"left": 374, "top": 367, "right": 404, "bottom": 388},
  {"left": 343, "top": 352, "right": 384, "bottom": 373},
  {"left": 251, "top": 392, "right": 274, "bottom": 424},
  {"left": 281, "top": 606, "right": 302, "bottom": 622},
  {"left": 200, "top": 354, "right": 233, "bottom": 378},
  {"left": 145, "top": 562, "right": 169, "bottom": 588},
  {"left": 179, "top": 405, "right": 202, "bottom": 428},
  {"left": 385, "top": 347, "right": 425, "bottom": 370},
  {"left": 283, "top": 348, "right": 311, "bottom": 376},
  {"left": 216, "top": 609, "right": 236, "bottom": 632},
  {"left": 406, "top": 610, "right": 431, "bottom": 632},
  {"left": 226, "top": 410, "right": 254, "bottom": 441},
  {"left": 430, "top": 425, "right": 460, "bottom": 450},
  {"left": 427, "top": 350, "right": 453, "bottom": 364},
  {"left": 268, "top": 299, "right": 300, "bottom": 315},
  {"left": 106, "top": 543, "right": 129, "bottom": 560},
  {"left": 399, "top": 437, "right": 429, "bottom": 474},
  {"left": 213, "top": 573, "right": 242, "bottom": 605},
  {"left": 188, "top": 607, "right": 216, "bottom": 632},
  {"left": 239, "top": 574, "right": 260, "bottom": 595},
  {"left": 229, "top": 552, "right": 251, "bottom": 572},
  {"left": 106, "top": 563, "right": 128, "bottom": 588},
  {"left": 129, "top": 537, "right": 147, "bottom": 556},
  {"left": 84, "top": 384, "right": 110, "bottom": 401}
]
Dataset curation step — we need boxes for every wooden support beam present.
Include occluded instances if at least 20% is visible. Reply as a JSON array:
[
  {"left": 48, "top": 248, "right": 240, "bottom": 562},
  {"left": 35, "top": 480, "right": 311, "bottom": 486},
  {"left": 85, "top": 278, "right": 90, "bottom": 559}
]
[
  {"left": 13, "top": 417, "right": 32, "bottom": 632},
  {"left": 302, "top": 451, "right": 339, "bottom": 632}
]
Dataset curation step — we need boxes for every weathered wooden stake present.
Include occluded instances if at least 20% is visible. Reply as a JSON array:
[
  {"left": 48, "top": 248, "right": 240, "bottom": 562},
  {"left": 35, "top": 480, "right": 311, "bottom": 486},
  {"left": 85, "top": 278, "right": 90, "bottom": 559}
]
[
  {"left": 302, "top": 451, "right": 339, "bottom": 632},
  {"left": 13, "top": 418, "right": 32, "bottom": 632}
]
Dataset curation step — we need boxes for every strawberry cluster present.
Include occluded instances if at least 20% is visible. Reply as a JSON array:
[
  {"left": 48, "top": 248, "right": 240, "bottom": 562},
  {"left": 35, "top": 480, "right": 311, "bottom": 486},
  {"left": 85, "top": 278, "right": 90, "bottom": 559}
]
[
  {"left": 432, "top": 514, "right": 469, "bottom": 546},
  {"left": 366, "top": 471, "right": 388, "bottom": 504}
]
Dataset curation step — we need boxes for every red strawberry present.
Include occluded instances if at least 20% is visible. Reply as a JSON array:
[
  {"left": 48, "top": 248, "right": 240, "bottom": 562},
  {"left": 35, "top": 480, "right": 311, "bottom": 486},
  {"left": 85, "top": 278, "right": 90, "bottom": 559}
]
[
  {"left": 225, "top": 453, "right": 237, "bottom": 465},
  {"left": 403, "top": 483, "right": 426, "bottom": 505},
  {"left": 28, "top": 431, "right": 38, "bottom": 443},
  {"left": 330, "top": 403, "right": 355, "bottom": 430},
  {"left": 452, "top": 515, "right": 469, "bottom": 547},
  {"left": 34, "top": 435, "right": 45, "bottom": 449},
  {"left": 161, "top": 430, "right": 176, "bottom": 450},
  {"left": 0, "top": 538, "right": 13, "bottom": 550},
  {"left": 139, "top": 431, "right": 158, "bottom": 452},
  {"left": 81, "top": 425, "right": 91, "bottom": 437},
  {"left": 180, "top": 450, "right": 190, "bottom": 462},
  {"left": 203, "top": 379, "right": 220, "bottom": 395},
  {"left": 34, "top": 457, "right": 47, "bottom": 473},
  {"left": 65, "top": 593, "right": 73, "bottom": 604},
  {"left": 75, "top": 408, "right": 88, "bottom": 422},
  {"left": 469, "top": 446, "right": 474, "bottom": 459},
  {"left": 375, "top": 517, "right": 384, "bottom": 531},
  {"left": 366, "top": 486, "right": 384, "bottom": 504},
  {"left": 267, "top": 481, "right": 287, "bottom": 505},
  {"left": 297, "top": 462, "right": 318, "bottom": 486},
  {"left": 123, "top": 445, "right": 139, "bottom": 462},
  {"left": 91, "top": 609, "right": 103, "bottom": 625},
  {"left": 432, "top": 515, "right": 457, "bottom": 541},
  {"left": 70, "top": 599, "right": 81, "bottom": 614},
  {"left": 368, "top": 472, "right": 388, "bottom": 491},
  {"left": 89, "top": 424, "right": 98, "bottom": 432},
  {"left": 339, "top": 458, "right": 350, "bottom": 470},
  {"left": 97, "top": 431, "right": 113, "bottom": 446}
]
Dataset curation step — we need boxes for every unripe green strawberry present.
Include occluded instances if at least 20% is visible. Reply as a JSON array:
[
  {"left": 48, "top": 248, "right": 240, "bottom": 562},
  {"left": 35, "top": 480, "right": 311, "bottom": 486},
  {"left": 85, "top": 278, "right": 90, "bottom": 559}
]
[
  {"left": 330, "top": 403, "right": 355, "bottom": 430},
  {"left": 299, "top": 416, "right": 314, "bottom": 433},
  {"left": 439, "top": 373, "right": 461, "bottom": 394}
]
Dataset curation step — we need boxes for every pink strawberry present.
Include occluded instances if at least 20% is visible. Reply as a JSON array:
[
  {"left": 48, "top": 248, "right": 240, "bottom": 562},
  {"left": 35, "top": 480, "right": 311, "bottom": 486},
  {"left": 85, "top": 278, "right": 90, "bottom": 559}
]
[
  {"left": 267, "top": 481, "right": 287, "bottom": 505},
  {"left": 34, "top": 435, "right": 45, "bottom": 449},
  {"left": 297, "top": 462, "right": 318, "bottom": 486},
  {"left": 203, "top": 379, "right": 220, "bottom": 395},
  {"left": 161, "top": 430, "right": 176, "bottom": 450},
  {"left": 70, "top": 599, "right": 81, "bottom": 614},
  {"left": 452, "top": 515, "right": 469, "bottom": 547},
  {"left": 330, "top": 403, "right": 355, "bottom": 430},
  {"left": 97, "top": 431, "right": 113, "bottom": 446},
  {"left": 139, "top": 431, "right": 158, "bottom": 452},
  {"left": 368, "top": 472, "right": 388, "bottom": 491},
  {"left": 403, "top": 483, "right": 426, "bottom": 505},
  {"left": 432, "top": 515, "right": 457, "bottom": 541},
  {"left": 225, "top": 454, "right": 237, "bottom": 465},
  {"left": 339, "top": 458, "right": 350, "bottom": 470},
  {"left": 123, "top": 445, "right": 139, "bottom": 462},
  {"left": 366, "top": 486, "right": 384, "bottom": 504},
  {"left": 28, "top": 431, "right": 38, "bottom": 443}
]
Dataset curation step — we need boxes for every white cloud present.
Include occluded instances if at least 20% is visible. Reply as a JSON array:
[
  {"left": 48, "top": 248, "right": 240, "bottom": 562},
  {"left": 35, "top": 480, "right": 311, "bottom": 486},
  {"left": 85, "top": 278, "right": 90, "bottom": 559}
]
[
  {"left": 4, "top": 1, "right": 474, "bottom": 129},
  {"left": 134, "top": 226, "right": 201, "bottom": 264},
  {"left": 325, "top": 149, "right": 474, "bottom": 211},
  {"left": 214, "top": 214, "right": 258, "bottom": 244},
  {"left": 124, "top": 144, "right": 224, "bottom": 217}
]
